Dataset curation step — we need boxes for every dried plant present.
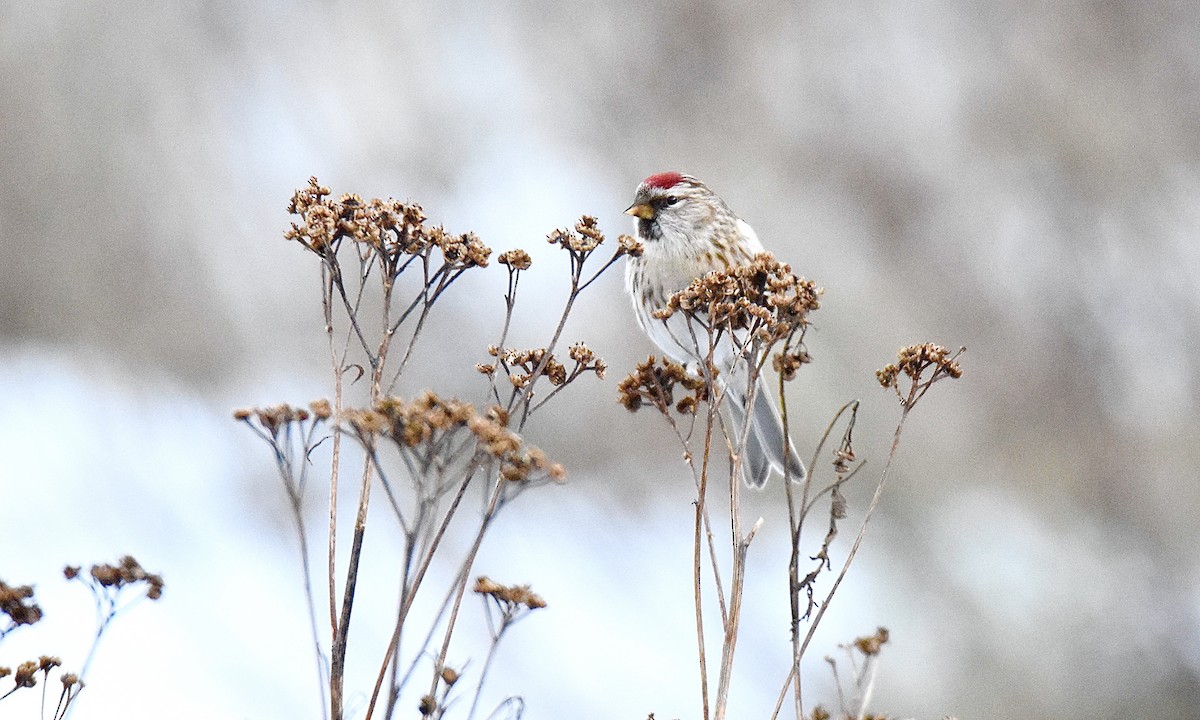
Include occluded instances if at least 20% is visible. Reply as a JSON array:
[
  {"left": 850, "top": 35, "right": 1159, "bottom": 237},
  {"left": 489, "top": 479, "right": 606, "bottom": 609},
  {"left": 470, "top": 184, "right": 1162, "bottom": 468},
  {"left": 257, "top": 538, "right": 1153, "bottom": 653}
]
[
  {"left": 821, "top": 627, "right": 890, "bottom": 719},
  {"left": 619, "top": 253, "right": 964, "bottom": 719},
  {"left": 246, "top": 178, "right": 963, "bottom": 720},
  {"left": 239, "top": 180, "right": 633, "bottom": 720},
  {"left": 0, "top": 556, "right": 163, "bottom": 719}
]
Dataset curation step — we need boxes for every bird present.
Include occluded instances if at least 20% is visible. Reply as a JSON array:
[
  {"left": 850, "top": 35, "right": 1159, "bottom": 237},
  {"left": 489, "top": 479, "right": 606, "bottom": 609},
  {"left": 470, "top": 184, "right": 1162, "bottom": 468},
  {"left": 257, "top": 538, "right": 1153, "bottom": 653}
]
[{"left": 624, "top": 171, "right": 806, "bottom": 488}]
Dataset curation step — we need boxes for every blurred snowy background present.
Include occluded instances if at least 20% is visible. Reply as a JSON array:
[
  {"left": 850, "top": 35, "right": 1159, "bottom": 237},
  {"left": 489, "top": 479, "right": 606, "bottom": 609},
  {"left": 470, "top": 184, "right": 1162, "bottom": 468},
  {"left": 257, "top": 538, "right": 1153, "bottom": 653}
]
[{"left": 2, "top": 2, "right": 1199, "bottom": 718}]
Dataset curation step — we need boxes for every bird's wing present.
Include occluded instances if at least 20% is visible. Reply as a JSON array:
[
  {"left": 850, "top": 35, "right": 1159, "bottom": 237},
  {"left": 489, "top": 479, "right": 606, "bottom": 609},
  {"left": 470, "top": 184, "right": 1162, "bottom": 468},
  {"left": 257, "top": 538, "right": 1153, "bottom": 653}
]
[{"left": 736, "top": 218, "right": 766, "bottom": 255}]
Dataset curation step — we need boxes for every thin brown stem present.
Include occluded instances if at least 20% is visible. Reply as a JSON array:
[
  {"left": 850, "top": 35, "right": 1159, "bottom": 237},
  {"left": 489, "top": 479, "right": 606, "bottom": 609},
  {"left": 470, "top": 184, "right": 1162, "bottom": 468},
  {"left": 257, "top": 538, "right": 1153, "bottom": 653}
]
[
  {"left": 361, "top": 459, "right": 482, "bottom": 720},
  {"left": 427, "top": 474, "right": 507, "bottom": 701},
  {"left": 693, "top": 381, "right": 718, "bottom": 720},
  {"left": 771, "top": 407, "right": 910, "bottom": 720}
]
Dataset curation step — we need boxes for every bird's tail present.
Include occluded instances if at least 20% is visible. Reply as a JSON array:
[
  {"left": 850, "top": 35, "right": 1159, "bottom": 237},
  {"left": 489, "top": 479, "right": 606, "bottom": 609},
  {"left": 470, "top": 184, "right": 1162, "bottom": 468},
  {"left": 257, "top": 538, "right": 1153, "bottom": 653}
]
[{"left": 724, "top": 373, "right": 807, "bottom": 489}]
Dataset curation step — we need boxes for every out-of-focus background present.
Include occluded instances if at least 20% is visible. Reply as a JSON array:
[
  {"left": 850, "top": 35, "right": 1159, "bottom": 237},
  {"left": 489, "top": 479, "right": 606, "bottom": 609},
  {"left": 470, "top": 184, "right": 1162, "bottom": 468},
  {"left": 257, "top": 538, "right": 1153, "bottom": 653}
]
[{"left": 2, "top": 2, "right": 1198, "bottom": 718}]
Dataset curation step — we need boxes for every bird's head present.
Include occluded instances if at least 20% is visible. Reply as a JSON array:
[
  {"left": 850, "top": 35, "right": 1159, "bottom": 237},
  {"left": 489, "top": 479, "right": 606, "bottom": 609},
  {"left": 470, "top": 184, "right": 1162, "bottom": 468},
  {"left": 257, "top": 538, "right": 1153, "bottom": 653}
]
[{"left": 625, "top": 172, "right": 725, "bottom": 241}]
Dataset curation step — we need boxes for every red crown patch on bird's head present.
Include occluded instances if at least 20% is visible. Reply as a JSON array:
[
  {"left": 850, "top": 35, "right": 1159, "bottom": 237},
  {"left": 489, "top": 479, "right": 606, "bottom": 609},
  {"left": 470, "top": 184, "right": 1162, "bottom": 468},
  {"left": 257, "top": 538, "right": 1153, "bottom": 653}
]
[{"left": 643, "top": 172, "right": 685, "bottom": 190}]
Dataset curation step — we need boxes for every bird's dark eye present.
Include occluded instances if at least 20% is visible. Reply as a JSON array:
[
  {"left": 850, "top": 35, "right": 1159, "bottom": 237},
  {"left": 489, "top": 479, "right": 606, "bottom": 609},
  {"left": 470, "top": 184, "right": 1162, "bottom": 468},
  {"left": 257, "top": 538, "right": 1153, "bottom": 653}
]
[{"left": 664, "top": 196, "right": 679, "bottom": 206}]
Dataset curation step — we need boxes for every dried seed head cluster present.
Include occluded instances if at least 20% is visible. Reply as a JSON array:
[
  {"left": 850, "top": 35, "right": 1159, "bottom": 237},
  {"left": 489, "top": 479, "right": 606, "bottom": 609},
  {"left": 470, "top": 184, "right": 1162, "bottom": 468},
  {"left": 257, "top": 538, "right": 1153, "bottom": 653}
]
[
  {"left": 67, "top": 556, "right": 164, "bottom": 600},
  {"left": 617, "top": 356, "right": 709, "bottom": 415},
  {"left": 0, "top": 580, "right": 42, "bottom": 630},
  {"left": 876, "top": 343, "right": 965, "bottom": 408},
  {"left": 773, "top": 347, "right": 812, "bottom": 381},
  {"left": 658, "top": 254, "right": 822, "bottom": 345},
  {"left": 852, "top": 626, "right": 891, "bottom": 656},
  {"left": 486, "top": 346, "right": 567, "bottom": 388},
  {"left": 9, "top": 660, "right": 38, "bottom": 689},
  {"left": 548, "top": 215, "right": 604, "bottom": 254},
  {"left": 472, "top": 576, "right": 547, "bottom": 611},
  {"left": 285, "top": 177, "right": 490, "bottom": 268},
  {"left": 497, "top": 248, "right": 532, "bottom": 271},
  {"left": 0, "top": 656, "right": 59, "bottom": 692},
  {"left": 567, "top": 341, "right": 607, "bottom": 380},
  {"left": 344, "top": 392, "right": 564, "bottom": 483},
  {"left": 617, "top": 233, "right": 644, "bottom": 258},
  {"left": 546, "top": 216, "right": 643, "bottom": 261},
  {"left": 481, "top": 343, "right": 606, "bottom": 389},
  {"left": 346, "top": 392, "right": 477, "bottom": 446},
  {"left": 233, "top": 401, "right": 328, "bottom": 437}
]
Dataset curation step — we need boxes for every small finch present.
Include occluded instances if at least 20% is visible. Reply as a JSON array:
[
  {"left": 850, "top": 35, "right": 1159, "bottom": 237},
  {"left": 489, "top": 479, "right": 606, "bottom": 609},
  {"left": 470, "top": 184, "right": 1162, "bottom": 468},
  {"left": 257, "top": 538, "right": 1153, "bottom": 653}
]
[{"left": 624, "top": 172, "right": 806, "bottom": 488}]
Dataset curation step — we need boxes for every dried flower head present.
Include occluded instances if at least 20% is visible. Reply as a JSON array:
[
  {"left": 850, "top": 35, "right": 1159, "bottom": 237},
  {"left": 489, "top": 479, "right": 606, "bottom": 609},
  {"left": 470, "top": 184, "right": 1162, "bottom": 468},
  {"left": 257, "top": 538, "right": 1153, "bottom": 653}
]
[
  {"left": 493, "top": 347, "right": 568, "bottom": 389},
  {"left": 548, "top": 215, "right": 607, "bottom": 255},
  {"left": 876, "top": 343, "right": 965, "bottom": 409},
  {"left": 853, "top": 626, "right": 891, "bottom": 656},
  {"left": 472, "top": 576, "right": 547, "bottom": 611},
  {"left": 498, "top": 249, "right": 532, "bottom": 270},
  {"left": 657, "top": 254, "right": 822, "bottom": 346},
  {"left": 617, "top": 356, "right": 709, "bottom": 415},
  {"left": 568, "top": 341, "right": 607, "bottom": 380},
  {"left": 309, "top": 398, "right": 333, "bottom": 420},
  {"left": 436, "top": 230, "right": 491, "bottom": 268},
  {"left": 617, "top": 233, "right": 644, "bottom": 258},
  {"left": 12, "top": 660, "right": 37, "bottom": 689},
  {"left": 234, "top": 403, "right": 324, "bottom": 439},
  {"left": 285, "top": 177, "right": 491, "bottom": 269},
  {"left": 84, "top": 556, "right": 165, "bottom": 600},
  {"left": 0, "top": 581, "right": 42, "bottom": 629},
  {"left": 345, "top": 393, "right": 562, "bottom": 484},
  {"left": 773, "top": 347, "right": 812, "bottom": 381}
]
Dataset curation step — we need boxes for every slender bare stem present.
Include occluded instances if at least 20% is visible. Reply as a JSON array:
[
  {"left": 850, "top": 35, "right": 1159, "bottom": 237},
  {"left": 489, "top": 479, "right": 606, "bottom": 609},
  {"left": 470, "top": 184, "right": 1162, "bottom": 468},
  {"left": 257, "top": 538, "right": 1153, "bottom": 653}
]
[
  {"left": 771, "top": 407, "right": 910, "bottom": 720},
  {"left": 362, "top": 459, "right": 482, "bottom": 720}
]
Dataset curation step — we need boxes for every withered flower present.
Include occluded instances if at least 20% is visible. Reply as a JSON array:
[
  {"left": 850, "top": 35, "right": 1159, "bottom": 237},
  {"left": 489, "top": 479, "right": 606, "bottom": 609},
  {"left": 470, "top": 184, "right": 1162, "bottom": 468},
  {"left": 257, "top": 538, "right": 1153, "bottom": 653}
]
[
  {"left": 0, "top": 581, "right": 42, "bottom": 628},
  {"left": 83, "top": 556, "right": 165, "bottom": 600},
  {"left": 548, "top": 215, "right": 607, "bottom": 255},
  {"left": 876, "top": 343, "right": 965, "bottom": 408},
  {"left": 853, "top": 626, "right": 890, "bottom": 656},
  {"left": 617, "top": 234, "right": 644, "bottom": 258},
  {"left": 617, "top": 356, "right": 709, "bottom": 415},
  {"left": 498, "top": 249, "right": 532, "bottom": 270},
  {"left": 657, "top": 255, "right": 822, "bottom": 349},
  {"left": 472, "top": 576, "right": 547, "bottom": 611}
]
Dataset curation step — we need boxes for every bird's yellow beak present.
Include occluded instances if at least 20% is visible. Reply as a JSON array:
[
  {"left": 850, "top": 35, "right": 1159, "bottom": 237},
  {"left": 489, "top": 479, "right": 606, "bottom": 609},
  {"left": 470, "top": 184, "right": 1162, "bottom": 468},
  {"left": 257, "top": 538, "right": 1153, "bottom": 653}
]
[{"left": 625, "top": 202, "right": 655, "bottom": 220}]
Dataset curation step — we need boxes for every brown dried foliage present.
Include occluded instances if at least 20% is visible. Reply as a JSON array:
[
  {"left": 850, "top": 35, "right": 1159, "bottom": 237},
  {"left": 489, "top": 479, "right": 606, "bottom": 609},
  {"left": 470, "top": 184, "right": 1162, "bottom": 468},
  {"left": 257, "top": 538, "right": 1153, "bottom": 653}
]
[
  {"left": 342, "top": 391, "right": 565, "bottom": 483},
  {"left": 66, "top": 555, "right": 165, "bottom": 601},
  {"left": 0, "top": 581, "right": 42, "bottom": 631},
  {"left": 617, "top": 355, "right": 710, "bottom": 415},
  {"left": 472, "top": 576, "right": 548, "bottom": 611},
  {"left": 656, "top": 253, "right": 822, "bottom": 345},
  {"left": 876, "top": 343, "right": 966, "bottom": 408},
  {"left": 286, "top": 177, "right": 490, "bottom": 268}
]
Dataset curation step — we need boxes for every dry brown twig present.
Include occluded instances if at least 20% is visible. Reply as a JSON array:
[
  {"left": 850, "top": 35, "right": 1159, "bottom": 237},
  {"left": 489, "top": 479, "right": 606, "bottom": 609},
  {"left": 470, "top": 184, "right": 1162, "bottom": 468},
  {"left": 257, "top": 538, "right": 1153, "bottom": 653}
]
[
  {"left": 240, "top": 180, "right": 635, "bottom": 720},
  {"left": 248, "top": 179, "right": 964, "bottom": 720},
  {"left": 0, "top": 556, "right": 163, "bottom": 719},
  {"left": 620, "top": 257, "right": 964, "bottom": 720}
]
